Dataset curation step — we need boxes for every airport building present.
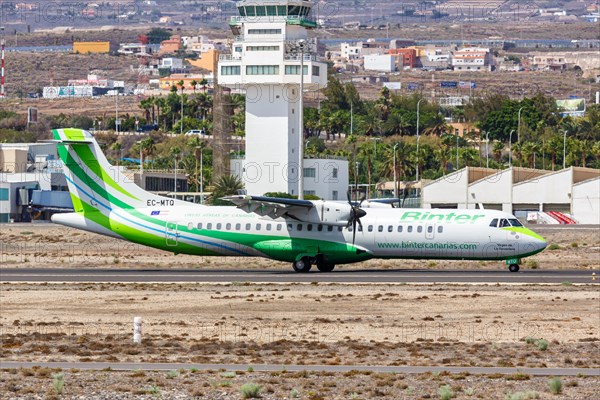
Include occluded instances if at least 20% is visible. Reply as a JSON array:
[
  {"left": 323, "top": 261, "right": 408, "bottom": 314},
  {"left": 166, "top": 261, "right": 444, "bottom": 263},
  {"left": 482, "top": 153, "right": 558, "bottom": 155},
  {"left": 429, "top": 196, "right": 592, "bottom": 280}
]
[
  {"left": 218, "top": 0, "right": 348, "bottom": 199},
  {"left": 422, "top": 166, "right": 600, "bottom": 224}
]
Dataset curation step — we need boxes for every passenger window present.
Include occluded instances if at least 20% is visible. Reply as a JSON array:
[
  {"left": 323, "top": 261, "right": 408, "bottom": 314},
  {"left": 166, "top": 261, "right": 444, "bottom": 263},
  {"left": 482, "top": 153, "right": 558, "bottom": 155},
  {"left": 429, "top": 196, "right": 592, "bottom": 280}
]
[
  {"left": 368, "top": 225, "right": 374, "bottom": 232},
  {"left": 338, "top": 226, "right": 343, "bottom": 232},
  {"left": 509, "top": 218, "right": 523, "bottom": 227},
  {"left": 417, "top": 226, "right": 423, "bottom": 233},
  {"left": 408, "top": 226, "right": 413, "bottom": 233},
  {"left": 358, "top": 225, "right": 363, "bottom": 232},
  {"left": 297, "top": 224, "right": 303, "bottom": 231},
  {"left": 348, "top": 226, "right": 353, "bottom": 232},
  {"left": 499, "top": 219, "right": 510, "bottom": 228},
  {"left": 398, "top": 226, "right": 403, "bottom": 233},
  {"left": 217, "top": 223, "right": 222, "bottom": 230},
  {"left": 327, "top": 226, "right": 334, "bottom": 232},
  {"left": 236, "top": 223, "right": 241, "bottom": 231},
  {"left": 188, "top": 223, "right": 194, "bottom": 230},
  {"left": 287, "top": 223, "right": 293, "bottom": 230},
  {"left": 438, "top": 226, "right": 443, "bottom": 233},
  {"left": 246, "top": 223, "right": 251, "bottom": 230},
  {"left": 307, "top": 224, "right": 313, "bottom": 231},
  {"left": 226, "top": 223, "right": 231, "bottom": 230},
  {"left": 277, "top": 224, "right": 282, "bottom": 231},
  {"left": 256, "top": 224, "right": 261, "bottom": 231},
  {"left": 489, "top": 218, "right": 498, "bottom": 228},
  {"left": 318, "top": 224, "right": 323, "bottom": 232},
  {"left": 197, "top": 223, "right": 203, "bottom": 230},
  {"left": 207, "top": 223, "right": 213, "bottom": 230},
  {"left": 378, "top": 225, "right": 384, "bottom": 232},
  {"left": 388, "top": 225, "right": 393, "bottom": 233},
  {"left": 266, "top": 224, "right": 272, "bottom": 231},
  {"left": 427, "top": 226, "right": 433, "bottom": 233}
]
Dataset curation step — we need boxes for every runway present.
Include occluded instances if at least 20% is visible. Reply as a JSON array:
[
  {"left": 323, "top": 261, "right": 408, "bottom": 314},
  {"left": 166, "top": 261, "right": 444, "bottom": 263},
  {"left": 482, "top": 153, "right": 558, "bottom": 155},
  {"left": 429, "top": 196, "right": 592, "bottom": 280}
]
[
  {"left": 1, "top": 361, "right": 598, "bottom": 376},
  {"left": 1, "top": 268, "right": 597, "bottom": 284}
]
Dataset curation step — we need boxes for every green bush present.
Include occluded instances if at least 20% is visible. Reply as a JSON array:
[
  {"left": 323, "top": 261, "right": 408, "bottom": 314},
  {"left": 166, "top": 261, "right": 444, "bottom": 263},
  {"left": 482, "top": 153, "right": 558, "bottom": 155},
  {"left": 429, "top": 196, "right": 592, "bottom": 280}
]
[
  {"left": 536, "top": 339, "right": 549, "bottom": 351},
  {"left": 240, "top": 382, "right": 262, "bottom": 399},
  {"left": 548, "top": 244, "right": 560, "bottom": 250},
  {"left": 166, "top": 370, "right": 179, "bottom": 379},
  {"left": 52, "top": 373, "right": 64, "bottom": 395},
  {"left": 548, "top": 377, "right": 562, "bottom": 394},
  {"left": 438, "top": 385, "right": 455, "bottom": 400},
  {"left": 506, "top": 391, "right": 540, "bottom": 400}
]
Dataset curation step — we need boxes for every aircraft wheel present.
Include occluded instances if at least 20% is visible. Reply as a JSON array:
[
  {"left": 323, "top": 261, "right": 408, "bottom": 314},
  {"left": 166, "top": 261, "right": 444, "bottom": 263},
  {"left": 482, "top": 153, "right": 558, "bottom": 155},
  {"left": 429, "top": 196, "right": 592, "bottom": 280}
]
[
  {"left": 509, "top": 264, "right": 520, "bottom": 273},
  {"left": 317, "top": 262, "right": 335, "bottom": 272},
  {"left": 293, "top": 257, "right": 312, "bottom": 273}
]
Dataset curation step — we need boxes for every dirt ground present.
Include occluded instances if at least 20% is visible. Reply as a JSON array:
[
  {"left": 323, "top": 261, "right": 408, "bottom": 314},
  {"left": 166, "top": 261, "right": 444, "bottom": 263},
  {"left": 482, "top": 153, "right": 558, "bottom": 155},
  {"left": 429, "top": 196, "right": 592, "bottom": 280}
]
[
  {"left": 1, "top": 224, "right": 599, "bottom": 399},
  {"left": 0, "top": 223, "right": 598, "bottom": 270}
]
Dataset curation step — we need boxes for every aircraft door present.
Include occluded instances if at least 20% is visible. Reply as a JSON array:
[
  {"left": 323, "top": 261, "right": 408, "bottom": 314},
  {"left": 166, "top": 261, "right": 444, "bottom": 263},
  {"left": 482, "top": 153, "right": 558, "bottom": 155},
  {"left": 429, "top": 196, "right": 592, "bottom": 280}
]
[
  {"left": 165, "top": 221, "right": 178, "bottom": 246},
  {"left": 425, "top": 223, "right": 436, "bottom": 240}
]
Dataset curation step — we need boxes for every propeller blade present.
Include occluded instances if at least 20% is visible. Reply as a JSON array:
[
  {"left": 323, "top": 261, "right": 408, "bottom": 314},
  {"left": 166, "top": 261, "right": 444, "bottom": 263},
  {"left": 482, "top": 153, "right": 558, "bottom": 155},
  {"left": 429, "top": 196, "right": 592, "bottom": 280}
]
[{"left": 352, "top": 217, "right": 357, "bottom": 245}]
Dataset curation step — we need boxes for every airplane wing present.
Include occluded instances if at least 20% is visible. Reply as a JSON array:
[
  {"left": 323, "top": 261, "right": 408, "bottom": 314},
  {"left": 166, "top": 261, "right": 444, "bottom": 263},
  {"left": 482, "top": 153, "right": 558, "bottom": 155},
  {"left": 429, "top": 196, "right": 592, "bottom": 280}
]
[{"left": 222, "top": 195, "right": 314, "bottom": 219}]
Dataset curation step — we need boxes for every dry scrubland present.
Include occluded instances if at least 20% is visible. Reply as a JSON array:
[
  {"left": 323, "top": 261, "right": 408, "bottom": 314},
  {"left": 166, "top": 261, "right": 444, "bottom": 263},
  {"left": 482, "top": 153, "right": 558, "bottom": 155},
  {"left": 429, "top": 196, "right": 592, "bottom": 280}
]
[
  {"left": 0, "top": 224, "right": 598, "bottom": 270},
  {"left": 1, "top": 224, "right": 599, "bottom": 399}
]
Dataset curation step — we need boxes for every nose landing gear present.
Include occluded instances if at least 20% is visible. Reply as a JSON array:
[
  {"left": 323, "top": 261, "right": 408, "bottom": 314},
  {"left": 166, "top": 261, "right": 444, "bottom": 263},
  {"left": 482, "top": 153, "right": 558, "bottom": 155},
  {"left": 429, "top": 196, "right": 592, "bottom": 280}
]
[{"left": 508, "top": 264, "right": 520, "bottom": 273}]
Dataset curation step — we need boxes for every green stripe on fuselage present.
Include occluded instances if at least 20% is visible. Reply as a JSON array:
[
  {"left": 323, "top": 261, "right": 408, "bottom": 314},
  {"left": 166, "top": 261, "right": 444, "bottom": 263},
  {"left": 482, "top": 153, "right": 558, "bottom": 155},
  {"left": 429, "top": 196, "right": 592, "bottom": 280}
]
[{"left": 501, "top": 227, "right": 545, "bottom": 242}]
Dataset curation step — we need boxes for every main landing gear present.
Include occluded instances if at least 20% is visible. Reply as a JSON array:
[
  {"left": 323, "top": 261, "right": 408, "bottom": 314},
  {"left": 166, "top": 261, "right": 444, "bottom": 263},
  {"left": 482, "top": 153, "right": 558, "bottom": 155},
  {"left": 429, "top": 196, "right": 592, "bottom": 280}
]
[
  {"left": 292, "top": 256, "right": 336, "bottom": 273},
  {"left": 508, "top": 264, "right": 520, "bottom": 273}
]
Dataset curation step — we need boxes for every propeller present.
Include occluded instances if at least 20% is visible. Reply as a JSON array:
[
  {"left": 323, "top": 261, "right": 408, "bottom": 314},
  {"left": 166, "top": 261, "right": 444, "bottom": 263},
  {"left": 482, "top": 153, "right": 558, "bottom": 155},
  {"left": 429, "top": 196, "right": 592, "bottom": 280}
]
[{"left": 347, "top": 191, "right": 367, "bottom": 245}]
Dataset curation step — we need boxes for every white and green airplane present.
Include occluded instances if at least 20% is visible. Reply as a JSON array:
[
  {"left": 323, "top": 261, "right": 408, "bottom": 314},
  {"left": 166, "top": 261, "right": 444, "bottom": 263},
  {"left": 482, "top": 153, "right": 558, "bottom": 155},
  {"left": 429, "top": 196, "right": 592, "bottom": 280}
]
[{"left": 50, "top": 128, "right": 547, "bottom": 273}]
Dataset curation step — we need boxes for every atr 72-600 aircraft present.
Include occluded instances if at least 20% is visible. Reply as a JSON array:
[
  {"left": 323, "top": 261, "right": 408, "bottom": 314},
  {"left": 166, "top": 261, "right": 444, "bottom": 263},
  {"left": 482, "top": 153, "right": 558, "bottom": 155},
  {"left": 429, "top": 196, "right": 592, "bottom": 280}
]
[{"left": 50, "top": 129, "right": 547, "bottom": 273}]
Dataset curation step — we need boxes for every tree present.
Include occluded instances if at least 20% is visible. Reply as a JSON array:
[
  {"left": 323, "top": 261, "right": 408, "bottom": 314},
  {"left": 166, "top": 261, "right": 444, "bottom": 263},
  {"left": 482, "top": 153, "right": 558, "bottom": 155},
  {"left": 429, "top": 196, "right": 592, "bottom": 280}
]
[
  {"left": 493, "top": 140, "right": 504, "bottom": 163},
  {"left": 147, "top": 28, "right": 172, "bottom": 44},
  {"left": 211, "top": 175, "right": 244, "bottom": 205}
]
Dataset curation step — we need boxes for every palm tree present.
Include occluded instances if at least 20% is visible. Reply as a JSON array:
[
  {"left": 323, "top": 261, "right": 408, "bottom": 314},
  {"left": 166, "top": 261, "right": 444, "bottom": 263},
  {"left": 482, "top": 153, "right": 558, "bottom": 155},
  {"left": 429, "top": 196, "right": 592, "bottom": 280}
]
[
  {"left": 493, "top": 140, "right": 504, "bottom": 163},
  {"left": 111, "top": 142, "right": 123, "bottom": 166},
  {"left": 199, "top": 78, "right": 209, "bottom": 94},
  {"left": 211, "top": 175, "right": 244, "bottom": 205},
  {"left": 139, "top": 98, "right": 153, "bottom": 123},
  {"left": 138, "top": 137, "right": 156, "bottom": 167},
  {"left": 190, "top": 80, "right": 198, "bottom": 95}
]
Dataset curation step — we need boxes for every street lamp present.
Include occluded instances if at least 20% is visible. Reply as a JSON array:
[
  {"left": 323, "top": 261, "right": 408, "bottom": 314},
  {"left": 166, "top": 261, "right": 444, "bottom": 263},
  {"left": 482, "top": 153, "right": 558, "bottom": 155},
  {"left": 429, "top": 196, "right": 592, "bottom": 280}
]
[
  {"left": 508, "top": 130, "right": 515, "bottom": 168},
  {"left": 517, "top": 106, "right": 524, "bottom": 143},
  {"left": 195, "top": 145, "right": 204, "bottom": 204},
  {"left": 563, "top": 130, "right": 568, "bottom": 169},
  {"left": 416, "top": 98, "right": 423, "bottom": 182},
  {"left": 137, "top": 140, "right": 144, "bottom": 190},
  {"left": 355, "top": 161, "right": 360, "bottom": 202},
  {"left": 289, "top": 39, "right": 308, "bottom": 200},
  {"left": 485, "top": 131, "right": 489, "bottom": 168},
  {"left": 370, "top": 137, "right": 381, "bottom": 159},
  {"left": 174, "top": 154, "right": 178, "bottom": 194},
  {"left": 393, "top": 143, "right": 399, "bottom": 200},
  {"left": 455, "top": 134, "right": 459, "bottom": 170}
]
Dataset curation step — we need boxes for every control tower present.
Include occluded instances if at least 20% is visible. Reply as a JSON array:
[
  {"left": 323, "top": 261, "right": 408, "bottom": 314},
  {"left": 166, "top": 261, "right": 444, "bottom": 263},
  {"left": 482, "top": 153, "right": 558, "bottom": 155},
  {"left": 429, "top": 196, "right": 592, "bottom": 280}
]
[{"left": 219, "top": 1, "right": 347, "bottom": 199}]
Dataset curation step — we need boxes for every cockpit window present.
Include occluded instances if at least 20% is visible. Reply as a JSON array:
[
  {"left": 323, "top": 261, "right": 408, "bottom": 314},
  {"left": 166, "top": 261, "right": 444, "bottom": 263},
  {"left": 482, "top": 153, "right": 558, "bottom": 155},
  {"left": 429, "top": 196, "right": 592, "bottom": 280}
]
[
  {"left": 499, "top": 219, "right": 511, "bottom": 228},
  {"left": 509, "top": 219, "right": 523, "bottom": 227},
  {"left": 489, "top": 218, "right": 498, "bottom": 228}
]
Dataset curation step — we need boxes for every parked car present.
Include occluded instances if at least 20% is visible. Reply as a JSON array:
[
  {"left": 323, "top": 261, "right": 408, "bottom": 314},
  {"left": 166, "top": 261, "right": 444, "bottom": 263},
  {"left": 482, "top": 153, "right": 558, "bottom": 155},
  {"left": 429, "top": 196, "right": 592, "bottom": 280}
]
[{"left": 185, "top": 129, "right": 206, "bottom": 136}]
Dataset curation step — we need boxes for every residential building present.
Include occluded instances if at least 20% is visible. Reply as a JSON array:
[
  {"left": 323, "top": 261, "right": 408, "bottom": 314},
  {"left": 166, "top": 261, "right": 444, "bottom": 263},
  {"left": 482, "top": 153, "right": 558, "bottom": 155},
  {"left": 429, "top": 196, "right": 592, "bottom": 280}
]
[
  {"left": 159, "top": 35, "right": 182, "bottom": 55},
  {"left": 186, "top": 50, "right": 220, "bottom": 72},
  {"left": 364, "top": 54, "right": 397, "bottom": 72},
  {"left": 73, "top": 41, "right": 114, "bottom": 54},
  {"left": 452, "top": 47, "right": 494, "bottom": 71},
  {"left": 388, "top": 48, "right": 417, "bottom": 69}
]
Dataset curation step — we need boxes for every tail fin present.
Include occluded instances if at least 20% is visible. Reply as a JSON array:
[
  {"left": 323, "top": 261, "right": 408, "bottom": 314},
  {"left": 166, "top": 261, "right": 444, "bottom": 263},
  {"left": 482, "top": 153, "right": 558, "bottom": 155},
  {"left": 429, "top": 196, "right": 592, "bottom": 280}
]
[{"left": 52, "top": 128, "right": 172, "bottom": 212}]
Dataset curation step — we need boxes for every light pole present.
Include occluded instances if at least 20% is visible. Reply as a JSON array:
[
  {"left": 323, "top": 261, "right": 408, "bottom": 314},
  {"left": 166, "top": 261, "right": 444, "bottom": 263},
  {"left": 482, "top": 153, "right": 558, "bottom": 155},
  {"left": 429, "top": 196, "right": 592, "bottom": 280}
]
[
  {"left": 115, "top": 92, "right": 119, "bottom": 133},
  {"left": 393, "top": 143, "right": 399, "bottom": 200},
  {"left": 416, "top": 98, "right": 423, "bottom": 182},
  {"left": 180, "top": 86, "right": 184, "bottom": 135},
  {"left": 455, "top": 134, "right": 459, "bottom": 169},
  {"left": 370, "top": 137, "right": 381, "bottom": 159},
  {"left": 509, "top": 129, "right": 514, "bottom": 167},
  {"left": 355, "top": 161, "right": 360, "bottom": 202},
  {"left": 137, "top": 140, "right": 144, "bottom": 190},
  {"left": 174, "top": 154, "right": 178, "bottom": 194},
  {"left": 485, "top": 131, "right": 489, "bottom": 168},
  {"left": 517, "top": 106, "right": 524, "bottom": 143},
  {"left": 296, "top": 39, "right": 307, "bottom": 200},
  {"left": 563, "top": 130, "right": 567, "bottom": 169}
]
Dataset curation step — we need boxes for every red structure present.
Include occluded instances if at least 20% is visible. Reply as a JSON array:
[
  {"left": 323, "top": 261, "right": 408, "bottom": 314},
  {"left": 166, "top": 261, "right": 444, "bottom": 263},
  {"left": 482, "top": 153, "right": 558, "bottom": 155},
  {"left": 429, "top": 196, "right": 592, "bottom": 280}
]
[{"left": 388, "top": 48, "right": 417, "bottom": 69}]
